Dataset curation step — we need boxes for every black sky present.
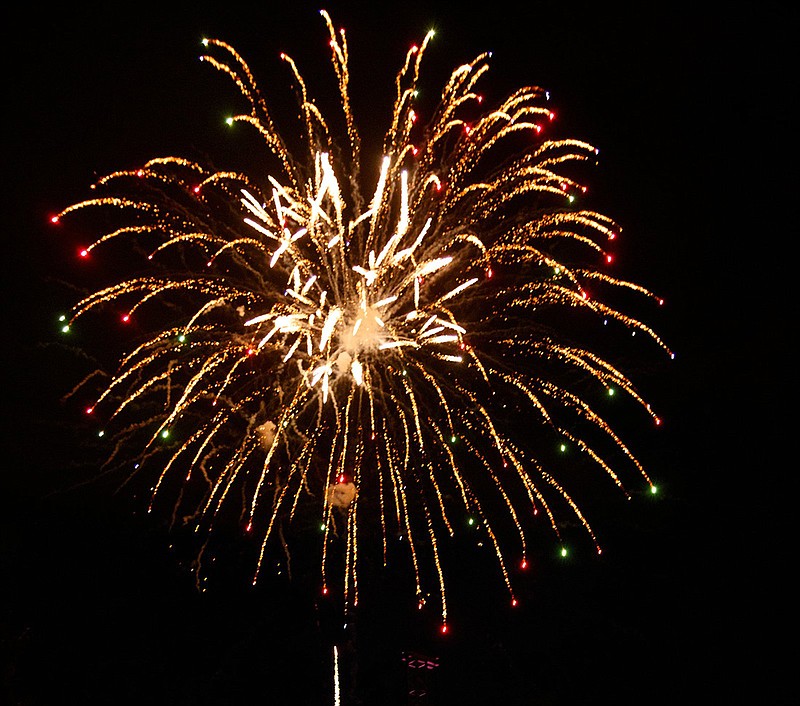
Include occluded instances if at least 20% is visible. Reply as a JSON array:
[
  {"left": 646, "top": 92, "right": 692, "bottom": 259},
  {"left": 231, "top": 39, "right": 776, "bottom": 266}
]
[{"left": 2, "top": 2, "right": 786, "bottom": 705}]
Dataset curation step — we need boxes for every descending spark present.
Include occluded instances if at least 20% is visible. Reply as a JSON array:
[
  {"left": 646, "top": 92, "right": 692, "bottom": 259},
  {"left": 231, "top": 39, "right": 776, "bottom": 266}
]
[
  {"left": 333, "top": 645, "right": 341, "bottom": 706},
  {"left": 53, "top": 9, "right": 672, "bottom": 627}
]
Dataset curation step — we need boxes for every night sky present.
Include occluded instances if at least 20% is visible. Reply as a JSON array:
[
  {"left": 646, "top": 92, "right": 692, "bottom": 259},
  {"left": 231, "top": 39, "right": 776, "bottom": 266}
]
[{"left": 3, "top": 2, "right": 785, "bottom": 704}]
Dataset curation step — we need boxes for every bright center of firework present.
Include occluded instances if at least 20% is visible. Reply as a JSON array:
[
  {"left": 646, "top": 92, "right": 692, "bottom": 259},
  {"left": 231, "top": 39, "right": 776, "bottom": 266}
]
[{"left": 239, "top": 143, "right": 472, "bottom": 404}]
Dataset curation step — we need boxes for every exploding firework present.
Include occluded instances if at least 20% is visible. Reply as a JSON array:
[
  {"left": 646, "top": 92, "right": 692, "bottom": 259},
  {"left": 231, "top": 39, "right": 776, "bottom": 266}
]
[{"left": 52, "top": 10, "right": 672, "bottom": 628}]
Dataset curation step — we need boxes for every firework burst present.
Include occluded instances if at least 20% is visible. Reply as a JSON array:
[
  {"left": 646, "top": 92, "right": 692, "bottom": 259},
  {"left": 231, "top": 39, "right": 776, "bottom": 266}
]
[{"left": 52, "top": 10, "right": 672, "bottom": 628}]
